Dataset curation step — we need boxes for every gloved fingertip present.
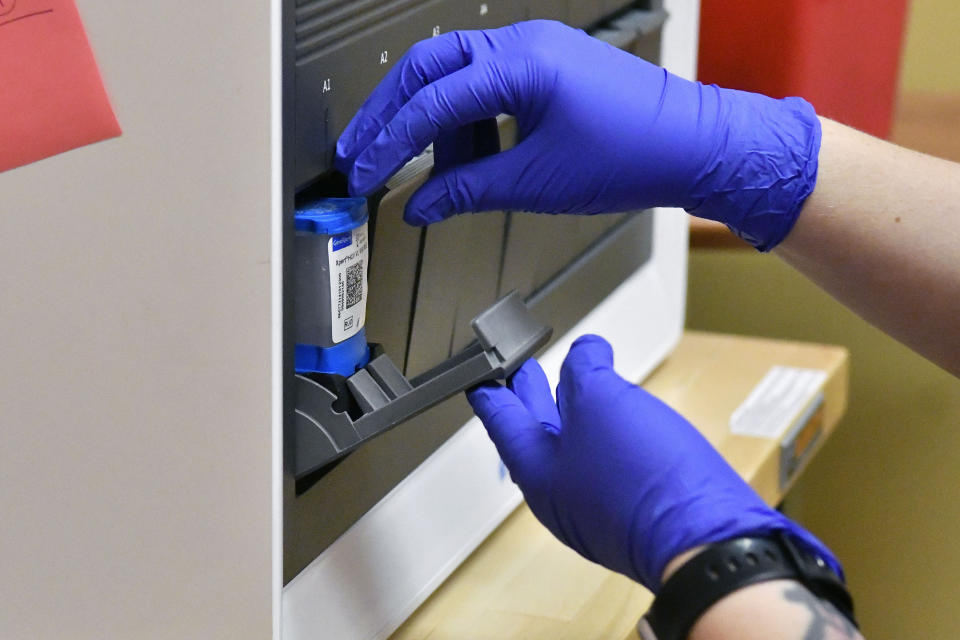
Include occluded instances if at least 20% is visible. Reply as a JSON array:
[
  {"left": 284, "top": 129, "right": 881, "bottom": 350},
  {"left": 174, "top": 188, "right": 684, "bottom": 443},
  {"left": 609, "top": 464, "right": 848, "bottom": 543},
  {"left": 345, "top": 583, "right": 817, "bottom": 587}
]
[
  {"left": 566, "top": 334, "right": 615, "bottom": 370},
  {"left": 336, "top": 118, "right": 373, "bottom": 168},
  {"left": 508, "top": 360, "right": 552, "bottom": 404},
  {"left": 571, "top": 333, "right": 612, "bottom": 350},
  {"left": 334, "top": 137, "right": 352, "bottom": 165},
  {"left": 558, "top": 335, "right": 622, "bottom": 403},
  {"left": 466, "top": 380, "right": 502, "bottom": 405},
  {"left": 466, "top": 381, "right": 516, "bottom": 418},
  {"left": 402, "top": 209, "right": 433, "bottom": 227},
  {"left": 346, "top": 168, "right": 363, "bottom": 197},
  {"left": 405, "top": 180, "right": 455, "bottom": 226},
  {"left": 507, "top": 359, "right": 546, "bottom": 390},
  {"left": 348, "top": 164, "right": 378, "bottom": 199},
  {"left": 509, "top": 359, "right": 562, "bottom": 434},
  {"left": 334, "top": 158, "right": 351, "bottom": 180}
]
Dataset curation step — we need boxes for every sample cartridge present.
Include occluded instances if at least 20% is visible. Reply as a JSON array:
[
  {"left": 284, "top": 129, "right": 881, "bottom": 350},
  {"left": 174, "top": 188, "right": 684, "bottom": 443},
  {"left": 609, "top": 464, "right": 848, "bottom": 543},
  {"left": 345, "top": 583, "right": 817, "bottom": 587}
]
[{"left": 294, "top": 197, "right": 371, "bottom": 376}]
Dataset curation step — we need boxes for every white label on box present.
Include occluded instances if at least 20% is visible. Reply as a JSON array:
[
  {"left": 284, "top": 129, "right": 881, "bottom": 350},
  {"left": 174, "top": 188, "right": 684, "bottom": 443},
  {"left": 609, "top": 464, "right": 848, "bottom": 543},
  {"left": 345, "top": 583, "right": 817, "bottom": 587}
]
[
  {"left": 328, "top": 222, "right": 368, "bottom": 344},
  {"left": 730, "top": 366, "right": 828, "bottom": 439}
]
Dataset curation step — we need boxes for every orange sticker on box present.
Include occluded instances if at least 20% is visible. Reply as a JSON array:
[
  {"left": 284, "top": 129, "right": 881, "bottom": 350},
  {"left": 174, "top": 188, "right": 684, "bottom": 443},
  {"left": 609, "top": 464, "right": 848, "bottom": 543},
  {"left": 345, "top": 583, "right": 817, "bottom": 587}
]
[{"left": 0, "top": 0, "right": 121, "bottom": 173}]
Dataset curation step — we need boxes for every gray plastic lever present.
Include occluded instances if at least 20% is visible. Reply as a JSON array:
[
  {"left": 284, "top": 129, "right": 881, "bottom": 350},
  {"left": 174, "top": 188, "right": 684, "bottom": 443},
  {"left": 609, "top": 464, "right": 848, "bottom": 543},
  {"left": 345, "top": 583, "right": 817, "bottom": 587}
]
[{"left": 293, "top": 291, "right": 552, "bottom": 479}]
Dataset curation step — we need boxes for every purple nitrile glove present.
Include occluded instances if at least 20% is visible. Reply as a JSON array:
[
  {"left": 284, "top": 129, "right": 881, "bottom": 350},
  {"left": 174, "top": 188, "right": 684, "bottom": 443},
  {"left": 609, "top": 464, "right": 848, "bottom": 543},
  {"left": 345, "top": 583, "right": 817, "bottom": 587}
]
[
  {"left": 467, "top": 335, "right": 842, "bottom": 592},
  {"left": 335, "top": 20, "right": 821, "bottom": 251}
]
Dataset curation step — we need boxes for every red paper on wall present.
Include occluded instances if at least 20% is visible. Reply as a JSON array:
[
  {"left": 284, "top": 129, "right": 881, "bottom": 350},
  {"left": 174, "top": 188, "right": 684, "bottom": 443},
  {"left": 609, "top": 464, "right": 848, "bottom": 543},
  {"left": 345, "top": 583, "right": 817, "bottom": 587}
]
[{"left": 0, "top": 0, "right": 121, "bottom": 173}]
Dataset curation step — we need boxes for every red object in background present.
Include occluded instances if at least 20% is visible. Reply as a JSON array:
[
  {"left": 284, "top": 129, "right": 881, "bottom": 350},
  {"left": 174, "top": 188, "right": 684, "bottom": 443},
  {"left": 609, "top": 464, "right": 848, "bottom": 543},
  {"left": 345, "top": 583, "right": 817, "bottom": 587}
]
[
  {"left": 698, "top": 0, "right": 909, "bottom": 139},
  {"left": 0, "top": 0, "right": 121, "bottom": 174}
]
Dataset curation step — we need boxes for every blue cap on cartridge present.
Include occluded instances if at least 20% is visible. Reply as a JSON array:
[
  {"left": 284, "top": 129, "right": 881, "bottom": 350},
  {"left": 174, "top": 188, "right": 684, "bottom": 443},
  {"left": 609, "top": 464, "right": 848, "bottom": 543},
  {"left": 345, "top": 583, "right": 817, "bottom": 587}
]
[
  {"left": 295, "top": 197, "right": 369, "bottom": 235},
  {"left": 295, "top": 336, "right": 370, "bottom": 377},
  {"left": 295, "top": 197, "right": 371, "bottom": 377}
]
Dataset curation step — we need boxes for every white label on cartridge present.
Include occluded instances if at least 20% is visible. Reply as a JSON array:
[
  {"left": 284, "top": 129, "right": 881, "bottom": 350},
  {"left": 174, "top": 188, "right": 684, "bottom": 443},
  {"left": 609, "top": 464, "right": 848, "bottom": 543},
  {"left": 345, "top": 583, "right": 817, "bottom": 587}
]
[
  {"left": 329, "top": 222, "right": 369, "bottom": 343},
  {"left": 730, "top": 366, "right": 828, "bottom": 439}
]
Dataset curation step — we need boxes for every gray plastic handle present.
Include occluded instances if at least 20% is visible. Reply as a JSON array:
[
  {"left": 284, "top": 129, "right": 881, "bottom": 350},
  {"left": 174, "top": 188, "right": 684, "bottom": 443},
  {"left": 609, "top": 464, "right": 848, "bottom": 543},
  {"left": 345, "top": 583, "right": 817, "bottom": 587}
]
[{"left": 294, "top": 291, "right": 552, "bottom": 479}]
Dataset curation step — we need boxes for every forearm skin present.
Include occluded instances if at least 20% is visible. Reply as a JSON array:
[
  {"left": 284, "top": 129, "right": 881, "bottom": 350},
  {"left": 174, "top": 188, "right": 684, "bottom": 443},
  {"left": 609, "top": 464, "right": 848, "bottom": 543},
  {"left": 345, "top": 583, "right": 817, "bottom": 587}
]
[
  {"left": 777, "top": 118, "right": 960, "bottom": 376},
  {"left": 687, "top": 580, "right": 864, "bottom": 640}
]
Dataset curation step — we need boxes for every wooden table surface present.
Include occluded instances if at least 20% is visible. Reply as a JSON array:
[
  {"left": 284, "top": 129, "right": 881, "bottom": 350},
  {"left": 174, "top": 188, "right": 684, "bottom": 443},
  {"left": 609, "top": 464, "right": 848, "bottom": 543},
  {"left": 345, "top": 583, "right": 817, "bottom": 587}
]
[{"left": 392, "top": 331, "right": 849, "bottom": 640}]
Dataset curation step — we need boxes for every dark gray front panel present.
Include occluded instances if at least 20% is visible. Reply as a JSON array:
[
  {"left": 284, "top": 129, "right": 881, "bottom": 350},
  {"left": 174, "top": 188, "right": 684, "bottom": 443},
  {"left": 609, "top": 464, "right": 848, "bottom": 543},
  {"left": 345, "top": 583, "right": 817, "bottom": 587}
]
[
  {"left": 285, "top": 380, "right": 471, "bottom": 583},
  {"left": 527, "top": 0, "right": 569, "bottom": 21},
  {"left": 404, "top": 211, "right": 508, "bottom": 376},
  {"left": 284, "top": 0, "right": 666, "bottom": 584},
  {"left": 449, "top": 214, "right": 508, "bottom": 353},
  {"left": 632, "top": 25, "right": 662, "bottom": 63},
  {"left": 469, "top": 1, "right": 527, "bottom": 29},
  {"left": 500, "top": 214, "right": 626, "bottom": 300},
  {"left": 292, "top": 0, "right": 647, "bottom": 186},
  {"left": 284, "top": 213, "right": 654, "bottom": 584},
  {"left": 613, "top": 4, "right": 667, "bottom": 62},
  {"left": 526, "top": 212, "right": 654, "bottom": 333},
  {"left": 568, "top": 2, "right": 607, "bottom": 27},
  {"left": 364, "top": 178, "right": 429, "bottom": 372},
  {"left": 603, "top": 0, "right": 641, "bottom": 19},
  {"left": 294, "top": 0, "right": 529, "bottom": 188}
]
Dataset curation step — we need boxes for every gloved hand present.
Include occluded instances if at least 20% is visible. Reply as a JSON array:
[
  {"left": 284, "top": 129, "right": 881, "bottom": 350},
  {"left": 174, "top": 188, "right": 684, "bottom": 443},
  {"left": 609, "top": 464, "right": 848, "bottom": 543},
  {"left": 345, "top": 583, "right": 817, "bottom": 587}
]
[
  {"left": 335, "top": 20, "right": 821, "bottom": 251},
  {"left": 467, "top": 335, "right": 841, "bottom": 592}
]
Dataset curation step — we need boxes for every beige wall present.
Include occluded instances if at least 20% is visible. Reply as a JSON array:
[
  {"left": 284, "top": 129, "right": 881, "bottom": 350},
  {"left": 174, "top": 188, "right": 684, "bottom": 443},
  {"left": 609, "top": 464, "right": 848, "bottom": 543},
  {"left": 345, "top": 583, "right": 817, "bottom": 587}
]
[
  {"left": 687, "top": 250, "right": 960, "bottom": 639},
  {"left": 0, "top": 2, "right": 275, "bottom": 638},
  {"left": 900, "top": 0, "right": 960, "bottom": 93}
]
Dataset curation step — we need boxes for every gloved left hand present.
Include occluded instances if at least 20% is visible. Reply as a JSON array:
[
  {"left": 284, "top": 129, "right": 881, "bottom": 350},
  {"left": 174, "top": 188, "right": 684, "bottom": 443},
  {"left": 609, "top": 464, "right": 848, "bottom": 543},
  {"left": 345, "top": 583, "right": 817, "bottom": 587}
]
[{"left": 468, "top": 335, "right": 841, "bottom": 592}]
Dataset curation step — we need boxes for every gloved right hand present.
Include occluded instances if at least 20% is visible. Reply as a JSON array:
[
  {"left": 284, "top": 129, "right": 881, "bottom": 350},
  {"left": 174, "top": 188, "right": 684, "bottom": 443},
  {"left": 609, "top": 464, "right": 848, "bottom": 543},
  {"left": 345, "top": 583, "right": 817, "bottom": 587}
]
[
  {"left": 468, "top": 335, "right": 842, "bottom": 592},
  {"left": 335, "top": 20, "right": 822, "bottom": 251}
]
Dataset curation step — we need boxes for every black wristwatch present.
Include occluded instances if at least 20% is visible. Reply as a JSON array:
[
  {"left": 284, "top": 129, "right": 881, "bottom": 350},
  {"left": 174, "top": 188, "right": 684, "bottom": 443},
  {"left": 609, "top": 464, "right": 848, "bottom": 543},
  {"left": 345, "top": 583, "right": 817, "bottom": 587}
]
[{"left": 637, "top": 533, "right": 857, "bottom": 640}]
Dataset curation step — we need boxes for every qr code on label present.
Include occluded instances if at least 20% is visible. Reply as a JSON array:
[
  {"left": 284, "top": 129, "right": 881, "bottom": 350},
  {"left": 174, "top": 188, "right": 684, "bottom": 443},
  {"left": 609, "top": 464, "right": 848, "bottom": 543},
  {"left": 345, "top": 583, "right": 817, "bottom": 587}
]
[{"left": 345, "top": 261, "right": 363, "bottom": 309}]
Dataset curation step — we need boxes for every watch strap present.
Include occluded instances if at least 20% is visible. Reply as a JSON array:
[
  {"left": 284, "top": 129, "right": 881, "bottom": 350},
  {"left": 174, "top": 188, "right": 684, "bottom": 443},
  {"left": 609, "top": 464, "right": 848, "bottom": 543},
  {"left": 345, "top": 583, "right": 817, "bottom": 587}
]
[{"left": 643, "top": 533, "right": 856, "bottom": 640}]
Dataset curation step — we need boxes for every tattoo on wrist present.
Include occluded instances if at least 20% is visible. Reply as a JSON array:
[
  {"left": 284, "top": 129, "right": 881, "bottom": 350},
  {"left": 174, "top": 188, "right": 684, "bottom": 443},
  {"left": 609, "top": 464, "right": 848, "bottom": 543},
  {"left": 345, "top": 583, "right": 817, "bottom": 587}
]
[{"left": 783, "top": 584, "right": 860, "bottom": 640}]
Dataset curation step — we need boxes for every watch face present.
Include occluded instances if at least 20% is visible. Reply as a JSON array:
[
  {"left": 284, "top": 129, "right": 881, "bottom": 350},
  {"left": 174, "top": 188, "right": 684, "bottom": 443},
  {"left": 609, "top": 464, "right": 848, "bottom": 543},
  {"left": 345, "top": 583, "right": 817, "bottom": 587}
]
[{"left": 637, "top": 617, "right": 658, "bottom": 640}]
